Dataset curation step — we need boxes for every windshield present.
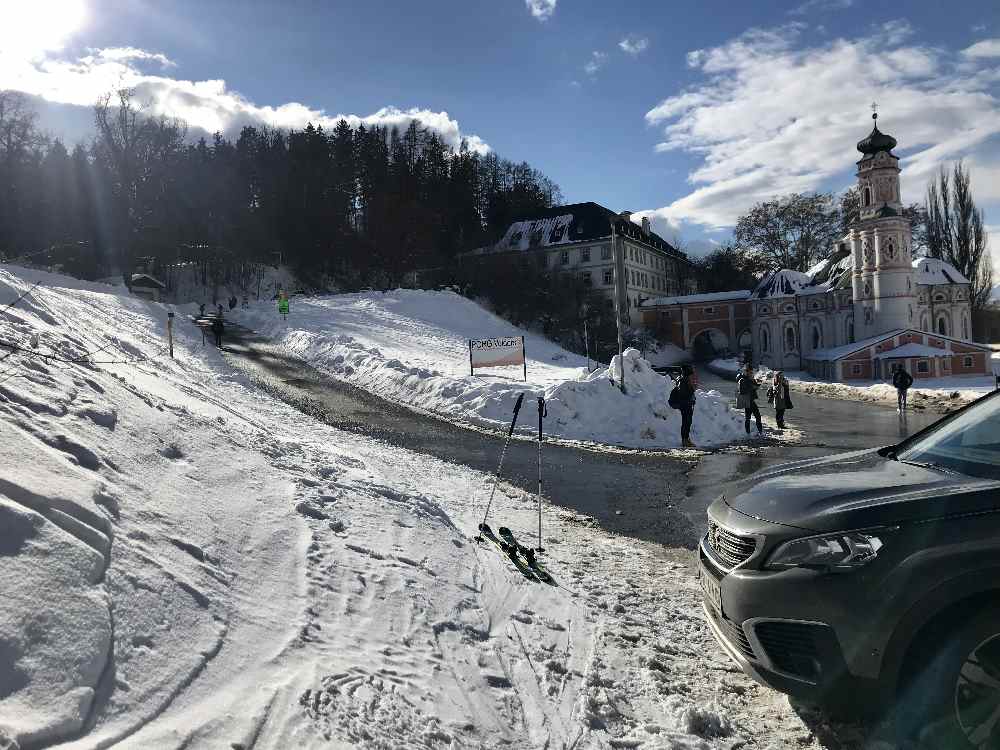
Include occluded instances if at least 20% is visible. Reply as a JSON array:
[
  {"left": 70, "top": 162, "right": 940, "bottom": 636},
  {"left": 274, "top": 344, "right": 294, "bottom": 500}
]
[{"left": 899, "top": 393, "right": 1000, "bottom": 479}]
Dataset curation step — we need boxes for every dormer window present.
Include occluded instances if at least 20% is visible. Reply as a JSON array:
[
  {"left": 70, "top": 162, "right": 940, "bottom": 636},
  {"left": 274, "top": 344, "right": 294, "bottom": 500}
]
[
  {"left": 529, "top": 228, "right": 543, "bottom": 247},
  {"left": 549, "top": 225, "right": 565, "bottom": 243}
]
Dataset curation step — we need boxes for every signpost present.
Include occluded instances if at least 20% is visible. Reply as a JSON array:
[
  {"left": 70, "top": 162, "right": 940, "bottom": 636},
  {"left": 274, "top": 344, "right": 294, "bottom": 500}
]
[{"left": 469, "top": 336, "right": 527, "bottom": 381}]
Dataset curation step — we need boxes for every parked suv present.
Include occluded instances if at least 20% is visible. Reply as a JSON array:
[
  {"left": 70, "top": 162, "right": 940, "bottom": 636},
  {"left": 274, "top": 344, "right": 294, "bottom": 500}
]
[{"left": 701, "top": 391, "right": 1000, "bottom": 747}]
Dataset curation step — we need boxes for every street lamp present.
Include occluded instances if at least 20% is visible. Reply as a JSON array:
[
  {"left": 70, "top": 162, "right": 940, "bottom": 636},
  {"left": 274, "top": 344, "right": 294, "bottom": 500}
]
[{"left": 610, "top": 218, "right": 625, "bottom": 393}]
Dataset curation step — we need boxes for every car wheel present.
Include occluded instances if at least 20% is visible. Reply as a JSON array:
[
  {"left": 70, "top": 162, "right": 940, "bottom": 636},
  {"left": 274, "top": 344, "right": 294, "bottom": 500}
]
[{"left": 897, "top": 606, "right": 1000, "bottom": 749}]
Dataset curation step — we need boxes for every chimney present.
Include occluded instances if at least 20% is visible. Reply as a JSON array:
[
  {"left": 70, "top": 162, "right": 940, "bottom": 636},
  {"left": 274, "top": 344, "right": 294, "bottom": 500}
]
[
  {"left": 619, "top": 210, "right": 633, "bottom": 224},
  {"left": 641, "top": 216, "right": 651, "bottom": 235}
]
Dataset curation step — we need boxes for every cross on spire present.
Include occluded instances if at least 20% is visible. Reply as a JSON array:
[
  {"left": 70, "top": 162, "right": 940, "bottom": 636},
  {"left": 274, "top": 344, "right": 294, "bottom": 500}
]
[{"left": 871, "top": 101, "right": 879, "bottom": 121}]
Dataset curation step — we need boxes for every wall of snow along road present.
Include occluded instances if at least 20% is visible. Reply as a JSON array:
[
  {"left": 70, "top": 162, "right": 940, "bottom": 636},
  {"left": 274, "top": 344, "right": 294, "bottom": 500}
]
[{"left": 237, "top": 290, "right": 746, "bottom": 449}]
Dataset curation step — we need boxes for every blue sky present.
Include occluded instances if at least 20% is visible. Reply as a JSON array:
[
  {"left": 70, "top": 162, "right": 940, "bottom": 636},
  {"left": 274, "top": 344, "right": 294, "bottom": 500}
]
[{"left": 2, "top": 0, "right": 998, "bottom": 266}]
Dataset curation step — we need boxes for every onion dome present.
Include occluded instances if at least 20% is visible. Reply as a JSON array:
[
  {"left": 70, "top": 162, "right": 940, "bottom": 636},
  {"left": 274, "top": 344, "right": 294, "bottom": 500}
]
[{"left": 857, "top": 120, "right": 897, "bottom": 155}]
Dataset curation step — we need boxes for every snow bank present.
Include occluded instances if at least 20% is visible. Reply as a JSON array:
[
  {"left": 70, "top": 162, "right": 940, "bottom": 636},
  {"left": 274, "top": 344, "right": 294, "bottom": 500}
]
[{"left": 237, "top": 290, "right": 746, "bottom": 449}]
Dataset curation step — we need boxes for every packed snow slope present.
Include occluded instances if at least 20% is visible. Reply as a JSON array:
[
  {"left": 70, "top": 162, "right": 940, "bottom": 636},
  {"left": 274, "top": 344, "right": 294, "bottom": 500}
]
[{"left": 237, "top": 289, "right": 745, "bottom": 449}]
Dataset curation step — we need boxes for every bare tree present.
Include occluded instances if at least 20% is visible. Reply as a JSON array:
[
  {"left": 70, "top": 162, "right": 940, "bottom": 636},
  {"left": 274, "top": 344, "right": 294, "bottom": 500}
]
[
  {"left": 0, "top": 90, "right": 46, "bottom": 160},
  {"left": 925, "top": 162, "right": 993, "bottom": 310},
  {"left": 734, "top": 193, "right": 842, "bottom": 272}
]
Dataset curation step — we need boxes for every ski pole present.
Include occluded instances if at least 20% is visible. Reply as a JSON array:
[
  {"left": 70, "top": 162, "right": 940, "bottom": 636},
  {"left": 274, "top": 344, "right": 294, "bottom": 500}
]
[
  {"left": 476, "top": 392, "right": 525, "bottom": 537},
  {"left": 536, "top": 395, "right": 547, "bottom": 553}
]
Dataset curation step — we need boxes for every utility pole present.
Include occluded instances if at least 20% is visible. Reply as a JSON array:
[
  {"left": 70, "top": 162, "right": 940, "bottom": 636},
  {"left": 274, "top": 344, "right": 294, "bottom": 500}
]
[
  {"left": 610, "top": 218, "right": 626, "bottom": 393},
  {"left": 167, "top": 311, "right": 174, "bottom": 359}
]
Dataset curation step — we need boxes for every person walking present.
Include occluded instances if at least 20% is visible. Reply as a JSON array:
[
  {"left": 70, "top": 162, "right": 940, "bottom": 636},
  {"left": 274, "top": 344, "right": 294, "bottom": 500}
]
[
  {"left": 737, "top": 364, "right": 763, "bottom": 436},
  {"left": 672, "top": 363, "right": 697, "bottom": 448},
  {"left": 767, "top": 371, "right": 793, "bottom": 430},
  {"left": 198, "top": 302, "right": 206, "bottom": 318},
  {"left": 211, "top": 315, "right": 225, "bottom": 349},
  {"left": 892, "top": 364, "right": 913, "bottom": 412}
]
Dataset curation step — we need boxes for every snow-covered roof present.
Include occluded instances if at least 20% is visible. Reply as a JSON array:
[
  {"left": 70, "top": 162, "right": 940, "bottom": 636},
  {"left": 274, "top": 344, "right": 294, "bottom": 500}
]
[
  {"left": 641, "top": 290, "right": 751, "bottom": 307},
  {"left": 130, "top": 273, "right": 166, "bottom": 289},
  {"left": 873, "top": 343, "right": 952, "bottom": 359},
  {"left": 497, "top": 214, "right": 575, "bottom": 251},
  {"left": 751, "top": 269, "right": 811, "bottom": 299},
  {"left": 913, "top": 257, "right": 969, "bottom": 286},
  {"left": 809, "top": 329, "right": 906, "bottom": 361}
]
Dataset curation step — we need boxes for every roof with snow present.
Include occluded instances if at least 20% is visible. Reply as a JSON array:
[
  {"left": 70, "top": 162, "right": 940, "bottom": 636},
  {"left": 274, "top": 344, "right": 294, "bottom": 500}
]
[
  {"left": 913, "top": 257, "right": 969, "bottom": 286},
  {"left": 485, "top": 202, "right": 689, "bottom": 262},
  {"left": 641, "top": 290, "right": 751, "bottom": 307},
  {"left": 130, "top": 273, "right": 166, "bottom": 289},
  {"left": 751, "top": 269, "right": 811, "bottom": 299},
  {"left": 873, "top": 343, "right": 954, "bottom": 359},
  {"left": 809, "top": 328, "right": 990, "bottom": 362}
]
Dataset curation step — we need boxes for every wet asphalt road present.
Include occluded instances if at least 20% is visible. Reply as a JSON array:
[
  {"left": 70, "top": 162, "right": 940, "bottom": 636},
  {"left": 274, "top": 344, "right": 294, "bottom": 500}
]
[
  {"left": 219, "top": 324, "right": 944, "bottom": 549},
  {"left": 221, "top": 327, "right": 698, "bottom": 549}
]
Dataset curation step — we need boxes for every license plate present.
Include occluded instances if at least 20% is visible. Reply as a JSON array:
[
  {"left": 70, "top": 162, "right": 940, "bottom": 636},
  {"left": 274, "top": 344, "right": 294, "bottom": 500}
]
[{"left": 699, "top": 562, "right": 723, "bottom": 613}]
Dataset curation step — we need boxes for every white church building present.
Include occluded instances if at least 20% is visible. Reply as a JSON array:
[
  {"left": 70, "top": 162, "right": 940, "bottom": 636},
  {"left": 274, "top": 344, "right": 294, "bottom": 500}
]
[{"left": 642, "top": 116, "right": 992, "bottom": 381}]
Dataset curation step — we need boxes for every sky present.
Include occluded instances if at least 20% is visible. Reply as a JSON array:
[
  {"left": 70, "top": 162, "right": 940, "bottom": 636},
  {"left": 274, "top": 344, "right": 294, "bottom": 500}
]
[{"left": 2, "top": 0, "right": 999, "bottom": 273}]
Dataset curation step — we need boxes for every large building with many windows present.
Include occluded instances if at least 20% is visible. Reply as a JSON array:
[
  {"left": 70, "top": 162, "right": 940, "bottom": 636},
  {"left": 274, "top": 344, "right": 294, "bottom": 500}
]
[
  {"left": 458, "top": 202, "right": 696, "bottom": 321},
  {"left": 640, "top": 117, "right": 992, "bottom": 380}
]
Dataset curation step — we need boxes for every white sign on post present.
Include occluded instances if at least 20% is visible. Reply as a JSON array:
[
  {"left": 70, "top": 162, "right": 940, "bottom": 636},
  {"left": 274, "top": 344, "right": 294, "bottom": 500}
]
[{"left": 469, "top": 336, "right": 527, "bottom": 381}]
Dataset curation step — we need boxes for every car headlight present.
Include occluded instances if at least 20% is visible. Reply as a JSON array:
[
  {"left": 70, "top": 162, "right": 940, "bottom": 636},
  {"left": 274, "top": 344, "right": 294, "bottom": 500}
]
[{"left": 766, "top": 530, "right": 886, "bottom": 571}]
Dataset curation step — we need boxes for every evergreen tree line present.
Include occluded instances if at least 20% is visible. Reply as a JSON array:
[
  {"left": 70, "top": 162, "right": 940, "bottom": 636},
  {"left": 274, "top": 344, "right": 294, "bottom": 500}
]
[{"left": 0, "top": 89, "right": 562, "bottom": 287}]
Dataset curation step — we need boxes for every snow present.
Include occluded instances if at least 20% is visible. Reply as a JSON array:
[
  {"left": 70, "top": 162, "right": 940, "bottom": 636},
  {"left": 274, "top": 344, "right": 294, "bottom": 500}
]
[
  {"left": 872, "top": 342, "right": 954, "bottom": 359},
  {"left": 912, "top": 256, "right": 970, "bottom": 285},
  {"left": 0, "top": 263, "right": 849, "bottom": 749},
  {"left": 237, "top": 289, "right": 747, "bottom": 449},
  {"left": 644, "top": 341, "right": 692, "bottom": 368},
  {"left": 641, "top": 290, "right": 750, "bottom": 308},
  {"left": 751, "top": 269, "right": 811, "bottom": 299},
  {"left": 497, "top": 214, "right": 575, "bottom": 251}
]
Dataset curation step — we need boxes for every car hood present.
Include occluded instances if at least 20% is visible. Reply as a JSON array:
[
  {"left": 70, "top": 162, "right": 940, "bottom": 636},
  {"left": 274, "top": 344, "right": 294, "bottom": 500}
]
[{"left": 725, "top": 449, "right": 1000, "bottom": 532}]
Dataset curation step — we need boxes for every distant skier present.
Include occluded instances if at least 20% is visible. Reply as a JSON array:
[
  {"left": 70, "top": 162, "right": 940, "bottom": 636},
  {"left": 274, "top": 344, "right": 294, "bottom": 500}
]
[
  {"left": 670, "top": 363, "right": 698, "bottom": 448},
  {"left": 229, "top": 296, "right": 237, "bottom": 311},
  {"left": 767, "top": 370, "right": 793, "bottom": 430},
  {"left": 737, "top": 364, "right": 763, "bottom": 436},
  {"left": 893, "top": 365, "right": 913, "bottom": 412},
  {"left": 211, "top": 316, "right": 225, "bottom": 349},
  {"left": 198, "top": 302, "right": 206, "bottom": 318}
]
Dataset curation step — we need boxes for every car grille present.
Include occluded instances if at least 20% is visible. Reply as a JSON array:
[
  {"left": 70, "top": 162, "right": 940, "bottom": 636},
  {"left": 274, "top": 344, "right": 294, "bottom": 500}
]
[
  {"left": 754, "top": 621, "right": 828, "bottom": 681},
  {"left": 706, "top": 522, "right": 756, "bottom": 569},
  {"left": 720, "top": 615, "right": 756, "bottom": 660}
]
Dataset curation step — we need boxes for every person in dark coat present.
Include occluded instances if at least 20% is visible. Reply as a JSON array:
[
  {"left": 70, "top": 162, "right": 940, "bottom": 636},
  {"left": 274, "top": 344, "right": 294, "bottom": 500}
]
[
  {"left": 228, "top": 296, "right": 237, "bottom": 310},
  {"left": 736, "top": 364, "right": 763, "bottom": 436},
  {"left": 675, "top": 363, "right": 697, "bottom": 448},
  {"left": 892, "top": 365, "right": 913, "bottom": 412},
  {"left": 198, "top": 303, "right": 206, "bottom": 318},
  {"left": 767, "top": 371, "right": 793, "bottom": 429},
  {"left": 211, "top": 316, "right": 225, "bottom": 349}
]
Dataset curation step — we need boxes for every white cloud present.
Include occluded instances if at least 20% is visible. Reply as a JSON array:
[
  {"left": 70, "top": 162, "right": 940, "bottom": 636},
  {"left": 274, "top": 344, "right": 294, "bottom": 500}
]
[
  {"left": 0, "top": 46, "right": 490, "bottom": 153},
  {"left": 0, "top": 0, "right": 85, "bottom": 60},
  {"left": 584, "top": 51, "right": 608, "bottom": 76},
  {"left": 972, "top": 24, "right": 988, "bottom": 34},
  {"left": 789, "top": 0, "right": 853, "bottom": 16},
  {"left": 619, "top": 35, "right": 650, "bottom": 56},
  {"left": 642, "top": 21, "right": 1000, "bottom": 233},
  {"left": 89, "top": 47, "right": 176, "bottom": 68},
  {"left": 525, "top": 0, "right": 557, "bottom": 21},
  {"left": 962, "top": 38, "right": 1000, "bottom": 59}
]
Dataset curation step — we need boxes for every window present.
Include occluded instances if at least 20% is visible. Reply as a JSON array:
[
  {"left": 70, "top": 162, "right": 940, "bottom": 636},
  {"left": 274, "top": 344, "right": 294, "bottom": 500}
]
[
  {"left": 943, "top": 359, "right": 951, "bottom": 371},
  {"left": 601, "top": 244, "right": 611, "bottom": 260},
  {"left": 582, "top": 271, "right": 592, "bottom": 287},
  {"left": 852, "top": 363, "right": 863, "bottom": 376},
  {"left": 846, "top": 316, "right": 855, "bottom": 344},
  {"left": 962, "top": 316, "right": 969, "bottom": 340},
  {"left": 934, "top": 293, "right": 946, "bottom": 302},
  {"left": 628, "top": 247, "right": 633, "bottom": 260},
  {"left": 784, "top": 304, "right": 795, "bottom": 314},
  {"left": 917, "top": 360, "right": 929, "bottom": 374},
  {"left": 812, "top": 324, "right": 822, "bottom": 350},
  {"left": 760, "top": 306, "right": 770, "bottom": 315},
  {"left": 863, "top": 186, "right": 871, "bottom": 206},
  {"left": 603, "top": 269, "right": 613, "bottom": 285},
  {"left": 937, "top": 316, "right": 948, "bottom": 336},
  {"left": 509, "top": 231, "right": 522, "bottom": 247},
  {"left": 560, "top": 250, "right": 569, "bottom": 265},
  {"left": 704, "top": 306, "right": 715, "bottom": 315},
  {"left": 785, "top": 324, "right": 797, "bottom": 352},
  {"left": 581, "top": 247, "right": 591, "bottom": 262},
  {"left": 760, "top": 327, "right": 769, "bottom": 352},
  {"left": 964, "top": 356, "right": 974, "bottom": 369}
]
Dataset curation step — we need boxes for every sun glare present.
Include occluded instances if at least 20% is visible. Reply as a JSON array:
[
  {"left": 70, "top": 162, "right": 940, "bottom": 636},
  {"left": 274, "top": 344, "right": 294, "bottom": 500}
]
[{"left": 0, "top": 0, "right": 87, "bottom": 58}]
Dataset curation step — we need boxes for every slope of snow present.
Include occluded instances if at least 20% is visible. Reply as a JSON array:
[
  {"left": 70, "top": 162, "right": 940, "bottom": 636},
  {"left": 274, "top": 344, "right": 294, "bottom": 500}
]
[
  {"left": 236, "top": 289, "right": 747, "bottom": 449},
  {"left": 0, "top": 264, "right": 856, "bottom": 749},
  {"left": 913, "top": 256, "right": 970, "bottom": 285}
]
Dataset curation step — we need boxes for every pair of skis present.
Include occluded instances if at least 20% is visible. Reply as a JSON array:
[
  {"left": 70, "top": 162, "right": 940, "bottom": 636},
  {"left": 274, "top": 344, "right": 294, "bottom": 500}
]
[
  {"left": 475, "top": 392, "right": 554, "bottom": 585},
  {"left": 478, "top": 523, "right": 555, "bottom": 585}
]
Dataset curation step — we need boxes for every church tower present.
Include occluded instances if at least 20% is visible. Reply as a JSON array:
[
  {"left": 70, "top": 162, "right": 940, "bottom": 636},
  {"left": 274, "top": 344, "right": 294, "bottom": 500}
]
[{"left": 849, "top": 110, "right": 916, "bottom": 340}]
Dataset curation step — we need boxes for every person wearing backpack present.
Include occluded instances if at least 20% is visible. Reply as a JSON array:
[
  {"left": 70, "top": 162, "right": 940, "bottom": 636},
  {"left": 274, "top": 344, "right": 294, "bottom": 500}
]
[
  {"left": 737, "top": 364, "right": 763, "bottom": 436},
  {"left": 892, "top": 364, "right": 914, "bottom": 412},
  {"left": 669, "top": 363, "right": 698, "bottom": 448}
]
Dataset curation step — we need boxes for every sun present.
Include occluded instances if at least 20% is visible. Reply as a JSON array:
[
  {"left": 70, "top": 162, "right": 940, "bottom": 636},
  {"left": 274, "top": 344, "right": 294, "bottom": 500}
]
[{"left": 0, "top": 0, "right": 87, "bottom": 59}]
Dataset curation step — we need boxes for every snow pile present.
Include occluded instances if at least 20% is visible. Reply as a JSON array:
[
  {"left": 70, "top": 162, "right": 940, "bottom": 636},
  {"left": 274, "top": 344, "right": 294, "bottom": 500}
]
[
  {"left": 644, "top": 341, "right": 691, "bottom": 368},
  {"left": 237, "top": 290, "right": 747, "bottom": 449}
]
